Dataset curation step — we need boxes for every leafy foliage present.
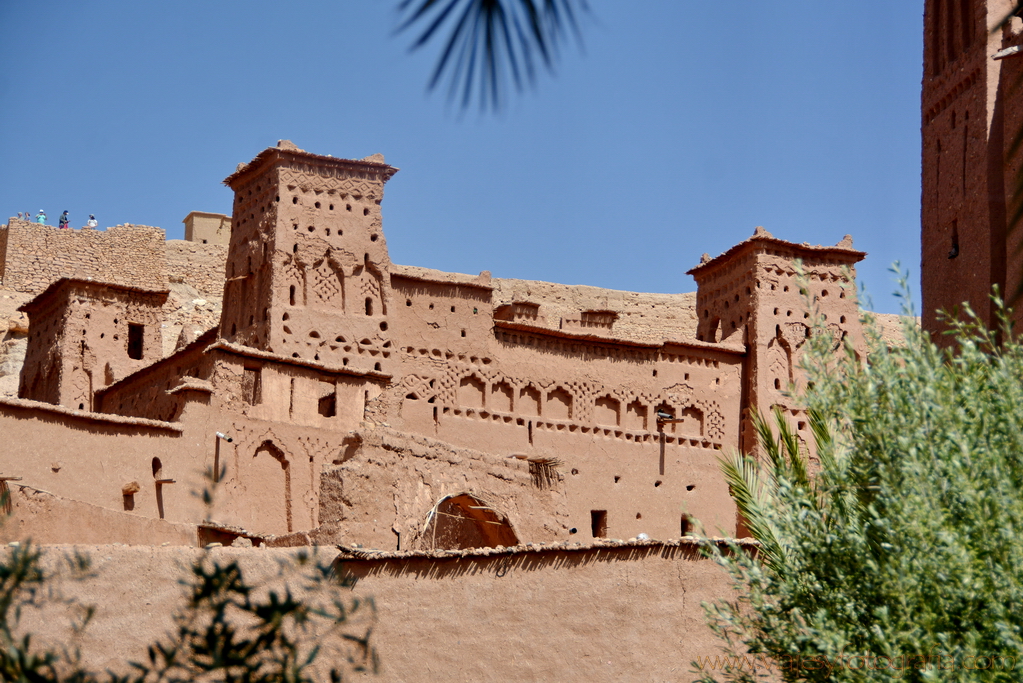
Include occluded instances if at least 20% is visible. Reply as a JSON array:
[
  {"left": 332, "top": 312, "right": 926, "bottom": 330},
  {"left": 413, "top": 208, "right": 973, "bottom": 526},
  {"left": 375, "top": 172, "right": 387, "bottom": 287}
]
[
  {"left": 695, "top": 280, "right": 1023, "bottom": 681},
  {"left": 397, "top": 0, "right": 587, "bottom": 110},
  {"left": 0, "top": 538, "right": 374, "bottom": 682},
  {"left": 128, "top": 551, "right": 375, "bottom": 682}
]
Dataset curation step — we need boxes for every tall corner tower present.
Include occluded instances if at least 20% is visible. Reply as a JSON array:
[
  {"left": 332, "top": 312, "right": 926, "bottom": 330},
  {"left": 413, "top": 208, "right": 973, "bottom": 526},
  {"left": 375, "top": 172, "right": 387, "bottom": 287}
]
[
  {"left": 921, "top": 0, "right": 1023, "bottom": 335},
  {"left": 688, "top": 228, "right": 864, "bottom": 455},
  {"left": 220, "top": 141, "right": 398, "bottom": 372}
]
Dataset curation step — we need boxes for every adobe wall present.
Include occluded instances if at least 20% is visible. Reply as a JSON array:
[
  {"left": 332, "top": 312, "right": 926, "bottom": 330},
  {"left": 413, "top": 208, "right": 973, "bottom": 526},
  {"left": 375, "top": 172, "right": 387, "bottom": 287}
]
[
  {"left": 0, "top": 289, "right": 30, "bottom": 398},
  {"left": 920, "top": 0, "right": 1019, "bottom": 334},
  {"left": 0, "top": 484, "right": 197, "bottom": 546},
  {"left": 182, "top": 210, "right": 231, "bottom": 246},
  {"left": 379, "top": 267, "right": 745, "bottom": 541},
  {"left": 96, "top": 329, "right": 216, "bottom": 421},
  {"left": 0, "top": 219, "right": 166, "bottom": 294},
  {"left": 0, "top": 392, "right": 364, "bottom": 539},
  {"left": 999, "top": 20, "right": 1023, "bottom": 320},
  {"left": 314, "top": 426, "right": 571, "bottom": 550},
  {"left": 18, "top": 281, "right": 168, "bottom": 410},
  {"left": 0, "top": 223, "right": 8, "bottom": 282},
  {"left": 0, "top": 397, "right": 196, "bottom": 522},
  {"left": 18, "top": 542, "right": 739, "bottom": 682},
  {"left": 165, "top": 240, "right": 228, "bottom": 300}
]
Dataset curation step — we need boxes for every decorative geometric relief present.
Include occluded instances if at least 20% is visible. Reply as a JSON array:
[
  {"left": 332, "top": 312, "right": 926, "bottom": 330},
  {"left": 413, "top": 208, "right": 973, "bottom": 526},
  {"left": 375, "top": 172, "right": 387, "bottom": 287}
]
[
  {"left": 693, "top": 399, "right": 725, "bottom": 441},
  {"left": 662, "top": 382, "right": 694, "bottom": 406},
  {"left": 780, "top": 322, "right": 809, "bottom": 351},
  {"left": 767, "top": 338, "right": 789, "bottom": 389},
  {"left": 560, "top": 380, "right": 596, "bottom": 423},
  {"left": 296, "top": 435, "right": 344, "bottom": 464},
  {"left": 278, "top": 168, "right": 380, "bottom": 200},
  {"left": 625, "top": 400, "right": 648, "bottom": 430},
  {"left": 281, "top": 261, "right": 305, "bottom": 305},
  {"left": 821, "top": 323, "right": 845, "bottom": 353},
  {"left": 231, "top": 424, "right": 293, "bottom": 464},
  {"left": 310, "top": 260, "right": 343, "bottom": 306},
  {"left": 434, "top": 369, "right": 458, "bottom": 405},
  {"left": 397, "top": 374, "right": 437, "bottom": 403},
  {"left": 360, "top": 271, "right": 382, "bottom": 301}
]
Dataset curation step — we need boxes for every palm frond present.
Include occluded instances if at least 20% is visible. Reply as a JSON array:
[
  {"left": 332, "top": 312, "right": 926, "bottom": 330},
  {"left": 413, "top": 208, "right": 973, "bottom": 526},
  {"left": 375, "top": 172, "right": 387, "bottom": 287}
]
[
  {"left": 775, "top": 410, "right": 811, "bottom": 490},
  {"left": 398, "top": 0, "right": 589, "bottom": 111},
  {"left": 720, "top": 451, "right": 785, "bottom": 571}
]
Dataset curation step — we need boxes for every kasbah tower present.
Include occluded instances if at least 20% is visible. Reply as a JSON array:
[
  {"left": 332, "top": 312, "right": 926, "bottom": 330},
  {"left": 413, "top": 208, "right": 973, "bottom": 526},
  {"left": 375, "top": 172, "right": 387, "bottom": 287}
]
[
  {"left": 922, "top": 0, "right": 1023, "bottom": 335},
  {"left": 0, "top": 3, "right": 1018, "bottom": 680}
]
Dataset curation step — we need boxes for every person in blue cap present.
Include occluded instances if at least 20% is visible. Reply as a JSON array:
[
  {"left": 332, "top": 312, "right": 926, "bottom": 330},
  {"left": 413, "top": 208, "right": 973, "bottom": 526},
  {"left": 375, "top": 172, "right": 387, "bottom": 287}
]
[{"left": 58, "top": 211, "right": 69, "bottom": 229}]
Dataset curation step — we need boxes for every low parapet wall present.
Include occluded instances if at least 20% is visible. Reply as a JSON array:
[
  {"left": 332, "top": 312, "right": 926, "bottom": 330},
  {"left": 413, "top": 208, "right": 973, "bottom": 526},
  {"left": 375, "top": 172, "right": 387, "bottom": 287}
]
[
  {"left": 0, "top": 484, "right": 197, "bottom": 546},
  {"left": 0, "top": 219, "right": 166, "bottom": 294},
  {"left": 16, "top": 541, "right": 738, "bottom": 682}
]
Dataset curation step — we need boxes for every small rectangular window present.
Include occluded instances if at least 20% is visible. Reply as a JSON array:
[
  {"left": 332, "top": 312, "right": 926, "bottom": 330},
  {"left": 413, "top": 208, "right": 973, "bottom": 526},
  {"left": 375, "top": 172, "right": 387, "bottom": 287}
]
[
  {"left": 318, "top": 393, "right": 337, "bottom": 417},
  {"left": 127, "top": 324, "right": 144, "bottom": 360},
  {"left": 591, "top": 510, "right": 608, "bottom": 538},
  {"left": 242, "top": 367, "right": 262, "bottom": 405}
]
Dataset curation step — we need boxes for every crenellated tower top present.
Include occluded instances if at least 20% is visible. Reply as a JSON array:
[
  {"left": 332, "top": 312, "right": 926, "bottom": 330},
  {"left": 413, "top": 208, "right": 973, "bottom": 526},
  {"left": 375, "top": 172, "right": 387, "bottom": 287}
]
[{"left": 219, "top": 140, "right": 399, "bottom": 373}]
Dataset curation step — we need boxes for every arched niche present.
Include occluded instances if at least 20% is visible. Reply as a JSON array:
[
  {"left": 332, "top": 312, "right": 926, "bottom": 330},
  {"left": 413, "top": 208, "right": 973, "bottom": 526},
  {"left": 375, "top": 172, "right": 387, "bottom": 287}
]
[
  {"left": 248, "top": 440, "right": 292, "bottom": 535},
  {"left": 490, "top": 381, "right": 514, "bottom": 412},
  {"left": 546, "top": 387, "right": 572, "bottom": 420},
  {"left": 422, "top": 493, "right": 519, "bottom": 550},
  {"left": 625, "top": 400, "right": 648, "bottom": 430},
  {"left": 458, "top": 375, "right": 486, "bottom": 409},
  {"left": 518, "top": 385, "right": 540, "bottom": 416},
  {"left": 594, "top": 395, "right": 620, "bottom": 427}
]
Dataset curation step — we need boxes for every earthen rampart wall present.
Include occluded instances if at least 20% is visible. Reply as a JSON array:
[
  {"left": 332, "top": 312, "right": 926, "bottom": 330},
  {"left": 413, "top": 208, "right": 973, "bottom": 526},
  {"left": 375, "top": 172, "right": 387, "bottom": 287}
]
[
  {"left": 165, "top": 240, "right": 227, "bottom": 300},
  {"left": 18, "top": 543, "right": 736, "bottom": 682},
  {"left": 0, "top": 219, "right": 166, "bottom": 294},
  {"left": 0, "top": 224, "right": 9, "bottom": 282}
]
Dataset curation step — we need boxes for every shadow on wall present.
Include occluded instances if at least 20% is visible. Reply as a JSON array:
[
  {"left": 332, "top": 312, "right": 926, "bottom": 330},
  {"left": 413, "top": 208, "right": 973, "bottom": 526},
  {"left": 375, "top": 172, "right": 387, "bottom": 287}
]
[
  {"left": 335, "top": 543, "right": 706, "bottom": 586},
  {"left": 419, "top": 493, "right": 519, "bottom": 551}
]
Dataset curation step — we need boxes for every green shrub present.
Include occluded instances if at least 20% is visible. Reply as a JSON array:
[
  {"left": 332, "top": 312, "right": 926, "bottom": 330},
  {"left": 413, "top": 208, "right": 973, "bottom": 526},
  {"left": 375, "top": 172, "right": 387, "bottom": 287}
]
[{"left": 695, "top": 285, "right": 1023, "bottom": 682}]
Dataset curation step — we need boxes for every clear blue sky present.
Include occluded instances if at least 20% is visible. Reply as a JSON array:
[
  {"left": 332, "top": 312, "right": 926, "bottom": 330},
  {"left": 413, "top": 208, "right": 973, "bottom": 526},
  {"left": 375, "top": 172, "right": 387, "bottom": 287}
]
[{"left": 0, "top": 1, "right": 922, "bottom": 314}]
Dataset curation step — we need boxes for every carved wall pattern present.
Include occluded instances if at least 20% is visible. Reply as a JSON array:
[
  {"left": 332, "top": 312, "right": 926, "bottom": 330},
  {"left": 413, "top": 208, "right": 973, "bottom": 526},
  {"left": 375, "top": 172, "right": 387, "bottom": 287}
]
[
  {"left": 232, "top": 424, "right": 285, "bottom": 454},
  {"left": 662, "top": 382, "right": 694, "bottom": 406},
  {"left": 279, "top": 167, "right": 382, "bottom": 201},
  {"left": 394, "top": 354, "right": 728, "bottom": 444},
  {"left": 396, "top": 374, "right": 438, "bottom": 402},
  {"left": 295, "top": 434, "right": 347, "bottom": 465},
  {"left": 309, "top": 259, "right": 343, "bottom": 306},
  {"left": 280, "top": 259, "right": 305, "bottom": 305},
  {"left": 693, "top": 398, "right": 725, "bottom": 441}
]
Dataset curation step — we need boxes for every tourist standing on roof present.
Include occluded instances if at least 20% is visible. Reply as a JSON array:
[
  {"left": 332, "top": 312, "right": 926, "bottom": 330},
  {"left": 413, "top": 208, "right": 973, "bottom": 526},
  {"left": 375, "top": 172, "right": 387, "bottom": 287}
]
[
  {"left": 35, "top": 210, "right": 46, "bottom": 224},
  {"left": 58, "top": 211, "right": 69, "bottom": 229},
  {"left": 87, "top": 214, "right": 98, "bottom": 228}
]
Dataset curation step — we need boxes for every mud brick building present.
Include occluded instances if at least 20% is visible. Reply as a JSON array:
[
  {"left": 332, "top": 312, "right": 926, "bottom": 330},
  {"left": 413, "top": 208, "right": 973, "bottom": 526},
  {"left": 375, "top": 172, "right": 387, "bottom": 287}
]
[
  {"left": 0, "top": 140, "right": 870, "bottom": 680},
  {"left": 0, "top": 3, "right": 1017, "bottom": 678}
]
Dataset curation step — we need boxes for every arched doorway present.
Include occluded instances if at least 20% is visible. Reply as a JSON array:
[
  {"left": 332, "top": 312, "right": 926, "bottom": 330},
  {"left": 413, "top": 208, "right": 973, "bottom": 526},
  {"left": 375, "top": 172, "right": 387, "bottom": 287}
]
[{"left": 422, "top": 494, "right": 519, "bottom": 550}]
